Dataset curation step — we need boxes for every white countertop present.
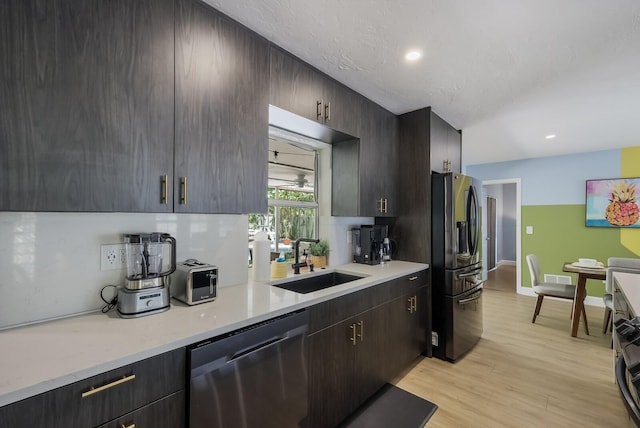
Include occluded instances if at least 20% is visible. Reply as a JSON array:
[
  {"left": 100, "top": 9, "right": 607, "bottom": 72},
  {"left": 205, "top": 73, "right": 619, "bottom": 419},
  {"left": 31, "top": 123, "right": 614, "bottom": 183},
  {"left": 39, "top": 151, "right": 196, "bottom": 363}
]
[
  {"left": 0, "top": 261, "right": 427, "bottom": 407},
  {"left": 614, "top": 271, "right": 640, "bottom": 316}
]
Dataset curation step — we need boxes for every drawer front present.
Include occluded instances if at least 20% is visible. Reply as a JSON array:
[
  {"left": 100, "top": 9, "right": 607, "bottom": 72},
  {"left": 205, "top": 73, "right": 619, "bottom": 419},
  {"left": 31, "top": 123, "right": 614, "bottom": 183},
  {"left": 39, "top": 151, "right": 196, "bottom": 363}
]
[
  {"left": 97, "top": 390, "right": 185, "bottom": 428},
  {"left": 0, "top": 347, "right": 185, "bottom": 428},
  {"left": 309, "top": 269, "right": 429, "bottom": 334}
]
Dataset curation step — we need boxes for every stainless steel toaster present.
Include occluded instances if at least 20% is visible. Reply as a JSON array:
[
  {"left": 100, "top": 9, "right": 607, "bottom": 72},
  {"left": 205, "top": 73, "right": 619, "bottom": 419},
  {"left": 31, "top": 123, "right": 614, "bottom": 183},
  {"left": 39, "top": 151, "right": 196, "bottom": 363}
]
[{"left": 171, "top": 259, "right": 217, "bottom": 305}]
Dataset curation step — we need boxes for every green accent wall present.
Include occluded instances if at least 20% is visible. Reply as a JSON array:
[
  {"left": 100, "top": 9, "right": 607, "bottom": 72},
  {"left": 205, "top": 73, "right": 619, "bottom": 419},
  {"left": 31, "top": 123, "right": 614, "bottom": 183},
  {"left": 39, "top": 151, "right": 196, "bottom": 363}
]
[{"left": 522, "top": 204, "right": 637, "bottom": 297}]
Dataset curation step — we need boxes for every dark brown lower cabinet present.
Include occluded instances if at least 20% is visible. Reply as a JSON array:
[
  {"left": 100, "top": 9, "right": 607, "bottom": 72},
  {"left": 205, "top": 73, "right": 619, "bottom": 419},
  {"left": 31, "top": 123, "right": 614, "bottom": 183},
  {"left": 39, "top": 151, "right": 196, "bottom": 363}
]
[
  {"left": 382, "top": 287, "right": 429, "bottom": 381},
  {"left": 308, "top": 308, "right": 387, "bottom": 428},
  {"left": 0, "top": 348, "right": 185, "bottom": 428},
  {"left": 97, "top": 390, "right": 185, "bottom": 428},
  {"left": 307, "top": 272, "right": 429, "bottom": 428}
]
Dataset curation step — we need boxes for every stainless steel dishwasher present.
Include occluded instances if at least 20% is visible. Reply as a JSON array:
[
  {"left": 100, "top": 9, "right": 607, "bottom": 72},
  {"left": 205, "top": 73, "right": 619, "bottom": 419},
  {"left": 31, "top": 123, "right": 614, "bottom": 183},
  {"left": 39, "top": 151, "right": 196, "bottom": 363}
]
[{"left": 188, "top": 309, "right": 309, "bottom": 428}]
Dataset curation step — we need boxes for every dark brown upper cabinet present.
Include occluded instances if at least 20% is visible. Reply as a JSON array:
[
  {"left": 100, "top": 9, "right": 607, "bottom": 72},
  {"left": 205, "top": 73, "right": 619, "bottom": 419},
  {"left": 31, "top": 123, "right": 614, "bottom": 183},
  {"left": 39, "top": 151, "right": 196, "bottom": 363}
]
[
  {"left": 269, "top": 47, "right": 361, "bottom": 137},
  {"left": 174, "top": 0, "right": 269, "bottom": 214},
  {"left": 0, "top": 0, "right": 175, "bottom": 212},
  {"left": 332, "top": 101, "right": 398, "bottom": 217},
  {"left": 430, "top": 111, "right": 461, "bottom": 174}
]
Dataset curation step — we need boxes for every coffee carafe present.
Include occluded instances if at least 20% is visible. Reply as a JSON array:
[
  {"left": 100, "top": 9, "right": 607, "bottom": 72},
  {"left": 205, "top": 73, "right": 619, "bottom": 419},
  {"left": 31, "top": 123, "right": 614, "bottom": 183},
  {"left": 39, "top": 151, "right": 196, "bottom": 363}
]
[{"left": 117, "top": 232, "right": 176, "bottom": 318}]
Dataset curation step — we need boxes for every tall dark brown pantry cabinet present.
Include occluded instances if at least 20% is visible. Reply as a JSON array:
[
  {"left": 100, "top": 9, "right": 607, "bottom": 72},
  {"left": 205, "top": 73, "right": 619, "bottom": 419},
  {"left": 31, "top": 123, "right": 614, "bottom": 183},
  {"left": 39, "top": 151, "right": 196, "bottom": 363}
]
[
  {"left": 175, "top": 0, "right": 269, "bottom": 214},
  {"left": 0, "top": 0, "right": 175, "bottom": 212},
  {"left": 394, "top": 107, "right": 461, "bottom": 263}
]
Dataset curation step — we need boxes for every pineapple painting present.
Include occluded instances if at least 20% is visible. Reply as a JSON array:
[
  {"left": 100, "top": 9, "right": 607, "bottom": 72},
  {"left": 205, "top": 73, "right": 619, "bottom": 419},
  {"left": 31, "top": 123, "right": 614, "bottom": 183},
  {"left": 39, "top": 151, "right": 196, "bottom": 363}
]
[
  {"left": 586, "top": 178, "right": 640, "bottom": 228},
  {"left": 605, "top": 181, "right": 639, "bottom": 226}
]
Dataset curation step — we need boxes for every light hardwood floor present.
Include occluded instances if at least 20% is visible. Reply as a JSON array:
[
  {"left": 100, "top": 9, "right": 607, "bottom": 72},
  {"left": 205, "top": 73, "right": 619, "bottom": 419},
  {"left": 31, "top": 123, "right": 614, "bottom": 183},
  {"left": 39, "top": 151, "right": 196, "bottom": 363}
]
[{"left": 395, "top": 265, "right": 630, "bottom": 427}]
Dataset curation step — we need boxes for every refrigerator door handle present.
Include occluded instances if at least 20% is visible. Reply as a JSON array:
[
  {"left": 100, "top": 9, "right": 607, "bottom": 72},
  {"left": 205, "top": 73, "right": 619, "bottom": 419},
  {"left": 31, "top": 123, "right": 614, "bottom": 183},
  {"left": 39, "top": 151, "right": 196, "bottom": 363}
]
[
  {"left": 467, "top": 184, "right": 480, "bottom": 257},
  {"left": 457, "top": 269, "right": 482, "bottom": 279}
]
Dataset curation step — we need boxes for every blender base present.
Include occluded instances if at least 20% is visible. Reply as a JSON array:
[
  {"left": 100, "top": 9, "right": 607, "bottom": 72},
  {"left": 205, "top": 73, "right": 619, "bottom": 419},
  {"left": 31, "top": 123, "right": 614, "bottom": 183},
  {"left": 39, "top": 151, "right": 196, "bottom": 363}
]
[
  {"left": 117, "top": 286, "right": 170, "bottom": 318},
  {"left": 117, "top": 304, "right": 170, "bottom": 319}
]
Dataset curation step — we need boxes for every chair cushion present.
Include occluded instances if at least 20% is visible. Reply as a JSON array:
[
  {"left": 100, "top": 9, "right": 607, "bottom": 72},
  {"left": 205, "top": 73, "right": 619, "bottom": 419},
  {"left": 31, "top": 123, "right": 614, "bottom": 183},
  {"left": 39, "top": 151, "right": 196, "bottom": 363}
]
[{"left": 533, "top": 282, "right": 576, "bottom": 298}]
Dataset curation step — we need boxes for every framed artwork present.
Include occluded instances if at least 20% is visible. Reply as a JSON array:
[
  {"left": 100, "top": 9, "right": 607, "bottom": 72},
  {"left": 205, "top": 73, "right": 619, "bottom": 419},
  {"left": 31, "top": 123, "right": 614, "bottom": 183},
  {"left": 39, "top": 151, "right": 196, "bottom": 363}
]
[{"left": 586, "top": 178, "right": 640, "bottom": 227}]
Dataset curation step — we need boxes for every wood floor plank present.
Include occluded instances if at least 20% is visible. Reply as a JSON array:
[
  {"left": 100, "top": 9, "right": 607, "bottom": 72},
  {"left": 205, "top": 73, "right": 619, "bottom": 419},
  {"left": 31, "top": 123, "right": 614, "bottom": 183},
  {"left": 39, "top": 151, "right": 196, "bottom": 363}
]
[{"left": 395, "top": 266, "right": 631, "bottom": 427}]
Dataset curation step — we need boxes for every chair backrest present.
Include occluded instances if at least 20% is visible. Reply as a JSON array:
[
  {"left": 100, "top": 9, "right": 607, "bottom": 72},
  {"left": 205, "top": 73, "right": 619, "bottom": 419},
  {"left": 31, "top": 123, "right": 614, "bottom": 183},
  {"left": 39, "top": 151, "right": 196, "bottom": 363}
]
[
  {"left": 605, "top": 257, "right": 640, "bottom": 294},
  {"left": 526, "top": 254, "right": 542, "bottom": 287}
]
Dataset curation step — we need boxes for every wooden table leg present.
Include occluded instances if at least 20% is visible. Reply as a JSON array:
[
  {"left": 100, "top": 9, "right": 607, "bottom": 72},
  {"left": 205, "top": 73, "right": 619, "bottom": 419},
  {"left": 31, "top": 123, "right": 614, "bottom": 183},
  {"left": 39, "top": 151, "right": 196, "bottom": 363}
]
[{"left": 571, "top": 274, "right": 587, "bottom": 337}]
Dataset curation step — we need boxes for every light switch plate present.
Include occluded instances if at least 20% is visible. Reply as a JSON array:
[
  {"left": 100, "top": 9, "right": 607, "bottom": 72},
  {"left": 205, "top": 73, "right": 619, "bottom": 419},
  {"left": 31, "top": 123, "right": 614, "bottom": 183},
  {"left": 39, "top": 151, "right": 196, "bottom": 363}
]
[{"left": 526, "top": 226, "right": 534, "bottom": 235}]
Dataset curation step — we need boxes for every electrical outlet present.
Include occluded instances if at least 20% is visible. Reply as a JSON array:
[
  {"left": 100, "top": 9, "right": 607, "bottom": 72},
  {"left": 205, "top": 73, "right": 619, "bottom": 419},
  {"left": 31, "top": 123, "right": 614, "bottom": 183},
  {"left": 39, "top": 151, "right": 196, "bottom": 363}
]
[
  {"left": 431, "top": 331, "right": 439, "bottom": 346},
  {"left": 101, "top": 244, "right": 127, "bottom": 271}
]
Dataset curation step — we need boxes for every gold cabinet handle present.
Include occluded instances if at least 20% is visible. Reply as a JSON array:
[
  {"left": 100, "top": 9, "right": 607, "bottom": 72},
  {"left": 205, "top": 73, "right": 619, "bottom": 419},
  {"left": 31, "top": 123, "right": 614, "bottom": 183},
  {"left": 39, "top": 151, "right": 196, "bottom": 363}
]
[
  {"left": 408, "top": 276, "right": 418, "bottom": 281},
  {"left": 407, "top": 298, "right": 413, "bottom": 312},
  {"left": 121, "top": 424, "right": 136, "bottom": 428},
  {"left": 383, "top": 198, "right": 388, "bottom": 213},
  {"left": 350, "top": 323, "right": 357, "bottom": 345},
  {"left": 81, "top": 374, "right": 135, "bottom": 398},
  {"left": 412, "top": 296, "right": 417, "bottom": 313},
  {"left": 324, "top": 102, "right": 331, "bottom": 121},
  {"left": 160, "top": 175, "right": 168, "bottom": 205},
  {"left": 357, "top": 320, "right": 364, "bottom": 342},
  {"left": 316, "top": 100, "right": 323, "bottom": 121},
  {"left": 179, "top": 176, "right": 187, "bottom": 205}
]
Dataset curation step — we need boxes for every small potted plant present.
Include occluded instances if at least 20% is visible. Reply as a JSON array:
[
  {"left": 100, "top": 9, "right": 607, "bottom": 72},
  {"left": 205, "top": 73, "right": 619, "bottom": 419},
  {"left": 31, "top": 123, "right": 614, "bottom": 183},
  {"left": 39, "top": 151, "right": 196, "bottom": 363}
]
[{"left": 309, "top": 239, "right": 329, "bottom": 269}]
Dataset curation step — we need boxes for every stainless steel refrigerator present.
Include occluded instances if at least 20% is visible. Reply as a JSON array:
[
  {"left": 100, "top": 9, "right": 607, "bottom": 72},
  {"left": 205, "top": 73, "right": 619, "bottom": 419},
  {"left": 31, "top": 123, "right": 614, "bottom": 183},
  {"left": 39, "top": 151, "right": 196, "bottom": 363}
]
[{"left": 431, "top": 172, "right": 483, "bottom": 362}]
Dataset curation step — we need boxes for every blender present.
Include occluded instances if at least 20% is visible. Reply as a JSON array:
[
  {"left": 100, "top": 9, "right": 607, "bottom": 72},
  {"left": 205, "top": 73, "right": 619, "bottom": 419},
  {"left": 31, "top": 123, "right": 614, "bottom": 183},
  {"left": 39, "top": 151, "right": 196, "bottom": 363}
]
[{"left": 117, "top": 232, "right": 176, "bottom": 318}]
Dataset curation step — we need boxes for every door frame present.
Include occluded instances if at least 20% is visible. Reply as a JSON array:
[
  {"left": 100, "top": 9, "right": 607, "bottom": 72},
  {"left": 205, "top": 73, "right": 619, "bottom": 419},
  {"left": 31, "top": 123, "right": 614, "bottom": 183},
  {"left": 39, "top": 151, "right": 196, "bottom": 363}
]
[{"left": 481, "top": 178, "right": 522, "bottom": 293}]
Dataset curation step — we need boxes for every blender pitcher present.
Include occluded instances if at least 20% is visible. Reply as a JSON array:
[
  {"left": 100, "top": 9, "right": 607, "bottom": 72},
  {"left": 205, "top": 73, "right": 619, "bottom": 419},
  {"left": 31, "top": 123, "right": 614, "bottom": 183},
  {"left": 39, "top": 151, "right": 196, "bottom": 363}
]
[{"left": 124, "top": 232, "right": 176, "bottom": 289}]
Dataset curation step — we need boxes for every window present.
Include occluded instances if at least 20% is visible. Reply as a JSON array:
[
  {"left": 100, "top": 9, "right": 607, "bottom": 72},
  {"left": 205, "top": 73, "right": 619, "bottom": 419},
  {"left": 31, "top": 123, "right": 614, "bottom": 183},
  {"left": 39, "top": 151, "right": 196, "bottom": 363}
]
[{"left": 248, "top": 131, "right": 319, "bottom": 262}]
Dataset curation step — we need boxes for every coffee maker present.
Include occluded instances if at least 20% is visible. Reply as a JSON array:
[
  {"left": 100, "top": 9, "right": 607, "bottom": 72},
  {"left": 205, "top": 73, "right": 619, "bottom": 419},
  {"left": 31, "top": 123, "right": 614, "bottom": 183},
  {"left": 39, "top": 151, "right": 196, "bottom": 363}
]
[
  {"left": 117, "top": 232, "right": 176, "bottom": 318},
  {"left": 352, "top": 225, "right": 387, "bottom": 265}
]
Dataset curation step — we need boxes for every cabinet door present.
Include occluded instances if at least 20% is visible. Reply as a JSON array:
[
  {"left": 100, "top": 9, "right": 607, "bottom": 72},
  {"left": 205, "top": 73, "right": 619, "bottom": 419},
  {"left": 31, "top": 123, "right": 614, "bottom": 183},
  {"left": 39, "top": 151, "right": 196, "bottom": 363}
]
[
  {"left": 322, "top": 78, "right": 362, "bottom": 137},
  {"left": 97, "top": 390, "right": 185, "bottom": 428},
  {"left": 448, "top": 126, "right": 462, "bottom": 173},
  {"left": 332, "top": 101, "right": 398, "bottom": 217},
  {"left": 175, "top": 0, "right": 268, "bottom": 214},
  {"left": 357, "top": 101, "right": 398, "bottom": 217},
  {"left": 308, "top": 317, "right": 360, "bottom": 428},
  {"left": 0, "top": 0, "right": 174, "bottom": 212},
  {"left": 382, "top": 287, "right": 428, "bottom": 381},
  {"left": 429, "top": 111, "right": 450, "bottom": 173},
  {"left": 308, "top": 309, "right": 387, "bottom": 428},
  {"left": 0, "top": 348, "right": 185, "bottom": 428},
  {"left": 269, "top": 46, "right": 324, "bottom": 123}
]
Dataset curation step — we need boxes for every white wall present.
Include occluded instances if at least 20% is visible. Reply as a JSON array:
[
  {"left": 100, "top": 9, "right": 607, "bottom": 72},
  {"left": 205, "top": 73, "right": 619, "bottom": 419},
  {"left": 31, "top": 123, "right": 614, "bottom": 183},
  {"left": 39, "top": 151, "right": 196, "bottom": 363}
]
[{"left": 0, "top": 212, "right": 249, "bottom": 329}]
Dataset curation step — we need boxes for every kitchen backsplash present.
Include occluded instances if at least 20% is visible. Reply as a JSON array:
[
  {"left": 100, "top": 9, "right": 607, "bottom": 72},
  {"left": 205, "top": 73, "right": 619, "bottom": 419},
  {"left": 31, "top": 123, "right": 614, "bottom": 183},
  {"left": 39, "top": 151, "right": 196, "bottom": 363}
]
[
  {"left": 0, "top": 212, "right": 249, "bottom": 329},
  {"left": 0, "top": 212, "right": 372, "bottom": 329}
]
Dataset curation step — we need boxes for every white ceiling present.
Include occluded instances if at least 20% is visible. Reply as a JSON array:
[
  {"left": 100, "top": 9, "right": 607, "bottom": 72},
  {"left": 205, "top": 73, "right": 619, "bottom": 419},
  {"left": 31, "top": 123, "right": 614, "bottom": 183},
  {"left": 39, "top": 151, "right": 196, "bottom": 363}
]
[{"left": 205, "top": 0, "right": 640, "bottom": 166}]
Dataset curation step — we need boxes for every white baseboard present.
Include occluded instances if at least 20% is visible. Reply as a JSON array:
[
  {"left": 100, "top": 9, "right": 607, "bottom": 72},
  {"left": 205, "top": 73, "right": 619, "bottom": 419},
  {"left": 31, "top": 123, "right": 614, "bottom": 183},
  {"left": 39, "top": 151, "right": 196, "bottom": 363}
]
[
  {"left": 516, "top": 287, "right": 605, "bottom": 308},
  {"left": 498, "top": 260, "right": 517, "bottom": 266}
]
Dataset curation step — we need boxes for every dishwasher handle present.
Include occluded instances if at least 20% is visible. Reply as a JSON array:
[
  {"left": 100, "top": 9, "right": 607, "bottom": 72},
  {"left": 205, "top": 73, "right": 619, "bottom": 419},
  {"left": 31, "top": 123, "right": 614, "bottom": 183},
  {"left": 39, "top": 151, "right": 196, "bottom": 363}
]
[
  {"left": 229, "top": 335, "right": 288, "bottom": 363},
  {"left": 189, "top": 310, "right": 309, "bottom": 377}
]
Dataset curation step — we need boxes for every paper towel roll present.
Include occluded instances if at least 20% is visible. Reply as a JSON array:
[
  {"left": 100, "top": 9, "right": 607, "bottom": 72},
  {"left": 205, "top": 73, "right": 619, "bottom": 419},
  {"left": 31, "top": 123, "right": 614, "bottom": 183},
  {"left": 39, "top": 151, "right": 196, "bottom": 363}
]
[{"left": 252, "top": 233, "right": 271, "bottom": 282}]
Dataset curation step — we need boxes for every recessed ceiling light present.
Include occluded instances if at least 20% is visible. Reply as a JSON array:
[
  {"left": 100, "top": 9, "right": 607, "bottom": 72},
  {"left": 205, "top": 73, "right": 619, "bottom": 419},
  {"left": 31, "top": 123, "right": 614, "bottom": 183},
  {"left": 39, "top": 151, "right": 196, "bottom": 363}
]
[
  {"left": 405, "top": 50, "right": 422, "bottom": 61},
  {"left": 545, "top": 134, "right": 556, "bottom": 139}
]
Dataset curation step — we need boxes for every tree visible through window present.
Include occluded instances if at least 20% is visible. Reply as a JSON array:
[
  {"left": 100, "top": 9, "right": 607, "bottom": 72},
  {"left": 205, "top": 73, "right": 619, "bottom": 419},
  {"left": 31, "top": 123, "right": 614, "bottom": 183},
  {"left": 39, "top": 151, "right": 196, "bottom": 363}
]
[{"left": 248, "top": 137, "right": 318, "bottom": 263}]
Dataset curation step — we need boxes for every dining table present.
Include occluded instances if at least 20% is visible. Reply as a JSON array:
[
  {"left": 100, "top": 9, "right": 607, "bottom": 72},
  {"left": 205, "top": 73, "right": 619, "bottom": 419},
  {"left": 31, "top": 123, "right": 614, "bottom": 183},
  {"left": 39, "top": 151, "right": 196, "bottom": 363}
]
[{"left": 563, "top": 261, "right": 607, "bottom": 337}]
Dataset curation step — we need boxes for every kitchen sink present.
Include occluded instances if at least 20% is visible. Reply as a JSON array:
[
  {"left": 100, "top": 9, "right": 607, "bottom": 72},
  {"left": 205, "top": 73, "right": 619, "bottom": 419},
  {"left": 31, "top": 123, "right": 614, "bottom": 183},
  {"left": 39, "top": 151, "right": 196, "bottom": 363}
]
[{"left": 272, "top": 272, "right": 365, "bottom": 294}]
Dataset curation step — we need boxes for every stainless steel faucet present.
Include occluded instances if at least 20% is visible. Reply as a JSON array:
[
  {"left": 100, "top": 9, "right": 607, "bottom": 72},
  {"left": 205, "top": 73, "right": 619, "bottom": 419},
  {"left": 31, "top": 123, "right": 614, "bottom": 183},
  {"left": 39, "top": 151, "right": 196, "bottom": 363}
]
[{"left": 293, "top": 238, "right": 319, "bottom": 274}]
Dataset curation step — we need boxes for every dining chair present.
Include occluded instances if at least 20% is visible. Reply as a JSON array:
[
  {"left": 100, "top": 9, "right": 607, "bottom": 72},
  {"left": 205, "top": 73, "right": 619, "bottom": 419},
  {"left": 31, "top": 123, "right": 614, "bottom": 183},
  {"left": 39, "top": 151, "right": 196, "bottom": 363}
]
[
  {"left": 526, "top": 254, "right": 587, "bottom": 327},
  {"left": 603, "top": 257, "right": 640, "bottom": 333}
]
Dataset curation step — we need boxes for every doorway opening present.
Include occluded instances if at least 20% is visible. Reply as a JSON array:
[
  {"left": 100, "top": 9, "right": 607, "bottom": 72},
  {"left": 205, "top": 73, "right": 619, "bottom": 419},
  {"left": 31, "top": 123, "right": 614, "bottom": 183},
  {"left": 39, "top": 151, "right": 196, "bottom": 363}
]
[{"left": 481, "top": 179, "right": 521, "bottom": 293}]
